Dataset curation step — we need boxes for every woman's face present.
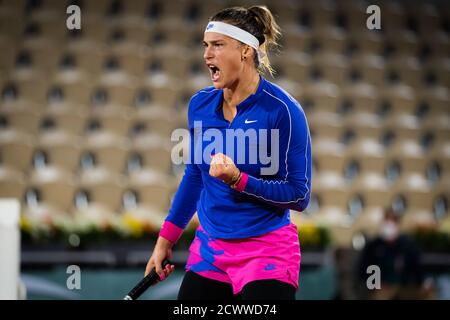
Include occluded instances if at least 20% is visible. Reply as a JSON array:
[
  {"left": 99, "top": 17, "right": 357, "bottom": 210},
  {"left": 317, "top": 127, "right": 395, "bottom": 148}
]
[{"left": 203, "top": 32, "right": 246, "bottom": 89}]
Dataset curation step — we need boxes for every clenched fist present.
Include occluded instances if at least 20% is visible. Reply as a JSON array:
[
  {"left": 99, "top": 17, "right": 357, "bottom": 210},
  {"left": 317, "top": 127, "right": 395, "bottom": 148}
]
[{"left": 209, "top": 153, "right": 240, "bottom": 185}]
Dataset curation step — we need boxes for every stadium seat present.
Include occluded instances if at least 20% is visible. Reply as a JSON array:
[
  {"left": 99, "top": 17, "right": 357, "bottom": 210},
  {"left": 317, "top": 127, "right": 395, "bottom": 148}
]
[
  {"left": 351, "top": 206, "right": 385, "bottom": 237},
  {"left": 349, "top": 172, "right": 391, "bottom": 208},
  {"left": 346, "top": 137, "right": 386, "bottom": 173},
  {"left": 390, "top": 172, "right": 433, "bottom": 211},
  {"left": 142, "top": 84, "right": 180, "bottom": 109},
  {"left": 313, "top": 138, "right": 347, "bottom": 172},
  {"left": 28, "top": 166, "right": 76, "bottom": 212},
  {"left": 127, "top": 168, "right": 175, "bottom": 212},
  {"left": 5, "top": 73, "right": 50, "bottom": 105},
  {"left": 313, "top": 206, "right": 353, "bottom": 230},
  {"left": 344, "top": 111, "right": 382, "bottom": 140},
  {"left": 0, "top": 107, "right": 41, "bottom": 135},
  {"left": 385, "top": 139, "right": 427, "bottom": 173},
  {"left": 77, "top": 166, "right": 125, "bottom": 212},
  {"left": 36, "top": 130, "right": 82, "bottom": 172},
  {"left": 0, "top": 129, "right": 34, "bottom": 172},
  {"left": 41, "top": 110, "right": 88, "bottom": 136},
  {"left": 82, "top": 131, "right": 130, "bottom": 173},
  {"left": 382, "top": 113, "right": 421, "bottom": 142},
  {"left": 0, "top": 165, "right": 26, "bottom": 199},
  {"left": 314, "top": 170, "right": 349, "bottom": 208},
  {"left": 308, "top": 110, "right": 343, "bottom": 139},
  {"left": 400, "top": 208, "right": 437, "bottom": 231},
  {"left": 85, "top": 113, "right": 131, "bottom": 137},
  {"left": 115, "top": 50, "right": 149, "bottom": 77},
  {"left": 131, "top": 137, "right": 174, "bottom": 175}
]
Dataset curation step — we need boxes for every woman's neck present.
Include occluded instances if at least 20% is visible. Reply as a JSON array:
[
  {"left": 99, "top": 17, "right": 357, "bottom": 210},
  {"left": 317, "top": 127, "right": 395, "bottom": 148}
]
[{"left": 223, "top": 71, "right": 260, "bottom": 108}]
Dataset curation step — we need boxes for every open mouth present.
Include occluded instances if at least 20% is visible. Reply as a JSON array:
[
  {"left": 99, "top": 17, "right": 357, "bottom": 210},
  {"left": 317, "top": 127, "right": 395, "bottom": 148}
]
[{"left": 207, "top": 64, "right": 220, "bottom": 82}]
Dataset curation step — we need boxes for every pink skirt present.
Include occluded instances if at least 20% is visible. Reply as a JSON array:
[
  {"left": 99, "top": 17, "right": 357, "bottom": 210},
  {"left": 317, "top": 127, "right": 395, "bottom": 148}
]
[{"left": 185, "top": 223, "right": 301, "bottom": 295}]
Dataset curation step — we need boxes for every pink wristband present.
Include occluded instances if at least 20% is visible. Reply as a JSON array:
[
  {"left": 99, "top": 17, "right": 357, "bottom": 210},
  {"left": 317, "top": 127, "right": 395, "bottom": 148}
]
[
  {"left": 234, "top": 172, "right": 248, "bottom": 192},
  {"left": 159, "top": 220, "right": 183, "bottom": 244}
]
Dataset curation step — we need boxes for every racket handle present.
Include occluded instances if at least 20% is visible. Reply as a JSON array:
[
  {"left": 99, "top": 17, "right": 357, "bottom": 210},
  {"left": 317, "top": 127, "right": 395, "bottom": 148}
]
[{"left": 124, "top": 258, "right": 171, "bottom": 300}]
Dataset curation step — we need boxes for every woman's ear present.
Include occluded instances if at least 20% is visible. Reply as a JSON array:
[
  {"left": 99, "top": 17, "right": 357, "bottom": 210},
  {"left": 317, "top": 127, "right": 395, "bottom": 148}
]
[{"left": 241, "top": 45, "right": 250, "bottom": 60}]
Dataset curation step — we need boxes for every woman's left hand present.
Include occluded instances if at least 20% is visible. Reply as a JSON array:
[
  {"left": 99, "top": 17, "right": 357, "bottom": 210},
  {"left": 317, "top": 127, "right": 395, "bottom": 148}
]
[{"left": 209, "top": 153, "right": 240, "bottom": 185}]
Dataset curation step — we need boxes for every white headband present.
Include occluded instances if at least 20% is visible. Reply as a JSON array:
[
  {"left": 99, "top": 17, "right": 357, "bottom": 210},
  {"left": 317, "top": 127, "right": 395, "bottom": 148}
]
[{"left": 204, "top": 21, "right": 265, "bottom": 65}]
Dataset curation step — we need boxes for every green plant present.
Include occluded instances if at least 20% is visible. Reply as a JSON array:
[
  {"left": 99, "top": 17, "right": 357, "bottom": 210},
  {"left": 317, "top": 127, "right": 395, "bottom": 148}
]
[
  {"left": 298, "top": 222, "right": 332, "bottom": 250},
  {"left": 412, "top": 227, "right": 450, "bottom": 252}
]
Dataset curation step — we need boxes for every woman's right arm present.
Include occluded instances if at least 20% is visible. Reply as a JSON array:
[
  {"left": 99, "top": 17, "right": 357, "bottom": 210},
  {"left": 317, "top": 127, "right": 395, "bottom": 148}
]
[{"left": 146, "top": 126, "right": 204, "bottom": 278}]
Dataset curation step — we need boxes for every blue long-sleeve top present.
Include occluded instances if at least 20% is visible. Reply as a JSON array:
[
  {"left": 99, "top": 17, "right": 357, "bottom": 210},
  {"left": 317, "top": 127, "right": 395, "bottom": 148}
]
[{"left": 165, "top": 76, "right": 312, "bottom": 239}]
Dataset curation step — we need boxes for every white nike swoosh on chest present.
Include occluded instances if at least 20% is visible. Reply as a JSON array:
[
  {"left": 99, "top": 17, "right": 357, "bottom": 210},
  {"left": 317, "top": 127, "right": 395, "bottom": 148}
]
[{"left": 244, "top": 119, "right": 258, "bottom": 124}]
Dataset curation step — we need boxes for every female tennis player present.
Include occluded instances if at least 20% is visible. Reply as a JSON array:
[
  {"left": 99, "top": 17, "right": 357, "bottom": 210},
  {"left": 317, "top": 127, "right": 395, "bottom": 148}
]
[{"left": 145, "top": 5, "right": 312, "bottom": 300}]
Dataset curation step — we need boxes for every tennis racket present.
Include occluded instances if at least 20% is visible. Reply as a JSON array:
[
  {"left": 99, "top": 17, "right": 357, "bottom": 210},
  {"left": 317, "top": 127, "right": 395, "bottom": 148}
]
[{"left": 123, "top": 258, "right": 171, "bottom": 300}]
